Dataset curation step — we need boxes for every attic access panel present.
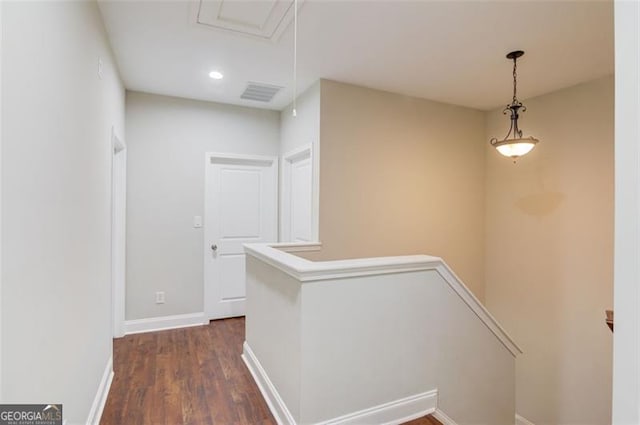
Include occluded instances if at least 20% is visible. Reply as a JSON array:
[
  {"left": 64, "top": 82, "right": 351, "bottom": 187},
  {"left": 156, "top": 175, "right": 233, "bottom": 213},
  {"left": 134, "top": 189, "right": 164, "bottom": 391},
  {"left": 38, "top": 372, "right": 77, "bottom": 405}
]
[{"left": 196, "top": 0, "right": 304, "bottom": 41}]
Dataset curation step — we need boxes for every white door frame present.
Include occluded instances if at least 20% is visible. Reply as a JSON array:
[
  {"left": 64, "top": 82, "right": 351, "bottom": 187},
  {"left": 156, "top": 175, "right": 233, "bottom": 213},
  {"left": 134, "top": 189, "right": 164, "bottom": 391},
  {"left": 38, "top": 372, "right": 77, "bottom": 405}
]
[
  {"left": 613, "top": 0, "right": 640, "bottom": 422},
  {"left": 280, "top": 143, "right": 319, "bottom": 242},
  {"left": 203, "top": 152, "right": 278, "bottom": 320},
  {"left": 111, "top": 128, "right": 126, "bottom": 338}
]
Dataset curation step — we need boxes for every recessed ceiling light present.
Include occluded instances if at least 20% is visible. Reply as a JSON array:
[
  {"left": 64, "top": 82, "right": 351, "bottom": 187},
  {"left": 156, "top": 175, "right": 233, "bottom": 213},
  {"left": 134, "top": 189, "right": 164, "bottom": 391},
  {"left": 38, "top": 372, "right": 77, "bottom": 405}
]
[{"left": 209, "top": 70, "right": 224, "bottom": 80}]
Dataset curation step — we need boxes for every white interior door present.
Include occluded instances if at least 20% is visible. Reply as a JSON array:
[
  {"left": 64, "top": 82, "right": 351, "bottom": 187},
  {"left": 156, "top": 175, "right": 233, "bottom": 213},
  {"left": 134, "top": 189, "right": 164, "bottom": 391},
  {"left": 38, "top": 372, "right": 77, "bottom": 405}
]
[
  {"left": 204, "top": 153, "right": 278, "bottom": 320},
  {"left": 281, "top": 145, "right": 316, "bottom": 242}
]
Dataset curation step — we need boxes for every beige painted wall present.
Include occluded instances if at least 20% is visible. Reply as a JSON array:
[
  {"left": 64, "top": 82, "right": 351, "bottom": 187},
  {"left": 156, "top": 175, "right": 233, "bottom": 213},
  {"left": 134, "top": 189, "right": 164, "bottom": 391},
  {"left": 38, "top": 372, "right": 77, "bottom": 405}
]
[
  {"left": 484, "top": 76, "right": 614, "bottom": 425},
  {"left": 317, "top": 80, "right": 486, "bottom": 298}
]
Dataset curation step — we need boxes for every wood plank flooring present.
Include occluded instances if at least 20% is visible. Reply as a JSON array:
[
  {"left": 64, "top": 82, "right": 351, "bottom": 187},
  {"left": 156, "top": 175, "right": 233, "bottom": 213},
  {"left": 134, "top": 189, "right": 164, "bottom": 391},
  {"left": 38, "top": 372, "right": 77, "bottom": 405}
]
[
  {"left": 404, "top": 416, "right": 443, "bottom": 425},
  {"left": 101, "top": 317, "right": 441, "bottom": 425}
]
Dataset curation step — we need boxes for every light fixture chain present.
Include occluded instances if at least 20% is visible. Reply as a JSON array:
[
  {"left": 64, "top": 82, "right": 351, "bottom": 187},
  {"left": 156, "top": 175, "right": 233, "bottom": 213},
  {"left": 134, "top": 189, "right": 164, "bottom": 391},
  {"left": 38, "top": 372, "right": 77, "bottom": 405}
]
[{"left": 512, "top": 57, "right": 518, "bottom": 104}]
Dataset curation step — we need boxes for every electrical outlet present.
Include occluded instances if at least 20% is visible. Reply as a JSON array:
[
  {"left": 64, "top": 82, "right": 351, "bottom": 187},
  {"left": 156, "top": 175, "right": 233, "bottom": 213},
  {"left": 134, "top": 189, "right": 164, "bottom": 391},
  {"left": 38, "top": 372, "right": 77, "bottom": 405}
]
[
  {"left": 155, "top": 291, "right": 165, "bottom": 304},
  {"left": 98, "top": 58, "right": 104, "bottom": 80}
]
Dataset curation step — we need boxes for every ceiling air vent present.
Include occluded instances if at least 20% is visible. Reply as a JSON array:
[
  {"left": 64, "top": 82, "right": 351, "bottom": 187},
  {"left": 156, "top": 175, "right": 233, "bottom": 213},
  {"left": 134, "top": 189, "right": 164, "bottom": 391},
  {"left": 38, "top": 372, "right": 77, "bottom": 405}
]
[{"left": 240, "top": 82, "right": 283, "bottom": 103}]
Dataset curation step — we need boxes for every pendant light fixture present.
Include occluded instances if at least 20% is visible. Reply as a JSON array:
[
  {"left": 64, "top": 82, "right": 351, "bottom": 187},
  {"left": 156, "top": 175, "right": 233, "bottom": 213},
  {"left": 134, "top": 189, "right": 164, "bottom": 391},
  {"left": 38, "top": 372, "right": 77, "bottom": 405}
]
[{"left": 489, "top": 50, "right": 539, "bottom": 162}]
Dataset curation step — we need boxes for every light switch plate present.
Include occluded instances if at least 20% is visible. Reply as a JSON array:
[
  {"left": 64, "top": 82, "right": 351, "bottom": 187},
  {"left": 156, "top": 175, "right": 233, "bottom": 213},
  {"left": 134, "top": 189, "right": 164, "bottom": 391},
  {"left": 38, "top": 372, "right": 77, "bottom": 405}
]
[{"left": 193, "top": 216, "right": 203, "bottom": 228}]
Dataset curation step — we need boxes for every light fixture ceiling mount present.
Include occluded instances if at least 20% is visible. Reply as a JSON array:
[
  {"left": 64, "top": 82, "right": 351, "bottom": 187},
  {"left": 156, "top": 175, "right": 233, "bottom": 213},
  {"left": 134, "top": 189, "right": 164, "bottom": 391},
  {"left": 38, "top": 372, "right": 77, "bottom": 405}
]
[{"left": 489, "top": 50, "right": 539, "bottom": 162}]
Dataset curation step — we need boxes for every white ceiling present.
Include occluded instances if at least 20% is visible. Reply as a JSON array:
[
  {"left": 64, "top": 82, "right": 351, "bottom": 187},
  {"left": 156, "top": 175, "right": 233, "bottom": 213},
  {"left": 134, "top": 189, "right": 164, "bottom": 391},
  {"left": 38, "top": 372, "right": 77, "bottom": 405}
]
[{"left": 98, "top": 0, "right": 613, "bottom": 111}]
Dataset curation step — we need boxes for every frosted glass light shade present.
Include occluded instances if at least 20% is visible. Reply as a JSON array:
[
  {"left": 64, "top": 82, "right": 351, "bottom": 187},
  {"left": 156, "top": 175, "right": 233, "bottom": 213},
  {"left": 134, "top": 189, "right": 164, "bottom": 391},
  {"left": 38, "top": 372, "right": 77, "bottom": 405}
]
[{"left": 492, "top": 137, "right": 539, "bottom": 159}]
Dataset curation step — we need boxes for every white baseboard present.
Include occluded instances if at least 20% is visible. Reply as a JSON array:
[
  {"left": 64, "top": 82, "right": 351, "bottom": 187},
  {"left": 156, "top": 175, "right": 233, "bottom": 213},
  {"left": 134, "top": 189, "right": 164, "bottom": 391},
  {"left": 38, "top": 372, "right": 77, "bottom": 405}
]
[
  {"left": 124, "top": 312, "right": 207, "bottom": 335},
  {"left": 319, "top": 390, "right": 437, "bottom": 425},
  {"left": 242, "top": 341, "right": 440, "bottom": 425},
  {"left": 432, "top": 408, "right": 458, "bottom": 425},
  {"left": 516, "top": 414, "right": 536, "bottom": 425},
  {"left": 86, "top": 355, "right": 114, "bottom": 425},
  {"left": 242, "top": 341, "right": 297, "bottom": 425}
]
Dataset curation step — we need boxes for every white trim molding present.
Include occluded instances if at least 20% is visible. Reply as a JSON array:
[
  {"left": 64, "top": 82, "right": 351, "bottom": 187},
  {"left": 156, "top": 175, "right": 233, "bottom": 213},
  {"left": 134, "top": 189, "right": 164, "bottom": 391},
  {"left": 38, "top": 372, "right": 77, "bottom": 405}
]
[
  {"left": 613, "top": 0, "right": 640, "bottom": 422},
  {"left": 208, "top": 151, "right": 278, "bottom": 166},
  {"left": 275, "top": 242, "right": 322, "bottom": 253},
  {"left": 242, "top": 342, "right": 296, "bottom": 425},
  {"left": 243, "top": 341, "right": 439, "bottom": 425},
  {"left": 318, "top": 391, "right": 437, "bottom": 425},
  {"left": 515, "top": 414, "right": 536, "bottom": 425},
  {"left": 432, "top": 409, "right": 457, "bottom": 425},
  {"left": 86, "top": 355, "right": 114, "bottom": 425},
  {"left": 244, "top": 243, "right": 522, "bottom": 357},
  {"left": 124, "top": 312, "right": 207, "bottom": 335}
]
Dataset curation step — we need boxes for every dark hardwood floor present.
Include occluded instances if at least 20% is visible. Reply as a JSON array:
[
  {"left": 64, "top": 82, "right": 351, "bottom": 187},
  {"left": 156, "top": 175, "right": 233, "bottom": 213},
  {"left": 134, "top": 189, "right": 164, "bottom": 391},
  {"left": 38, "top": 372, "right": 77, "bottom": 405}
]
[
  {"left": 403, "top": 416, "right": 442, "bottom": 425},
  {"left": 101, "top": 317, "right": 441, "bottom": 425}
]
